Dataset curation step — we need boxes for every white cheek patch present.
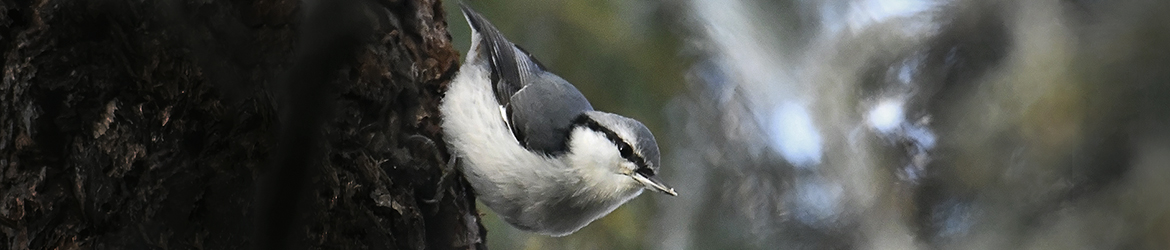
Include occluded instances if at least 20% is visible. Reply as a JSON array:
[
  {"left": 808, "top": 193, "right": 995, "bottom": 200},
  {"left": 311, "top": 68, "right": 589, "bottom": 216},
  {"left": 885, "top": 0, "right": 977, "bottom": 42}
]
[{"left": 566, "top": 128, "right": 620, "bottom": 171}]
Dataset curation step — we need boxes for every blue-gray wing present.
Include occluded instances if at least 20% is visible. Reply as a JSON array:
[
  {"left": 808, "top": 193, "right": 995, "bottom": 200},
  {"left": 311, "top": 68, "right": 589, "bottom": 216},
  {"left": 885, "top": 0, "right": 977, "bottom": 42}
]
[
  {"left": 462, "top": 5, "right": 592, "bottom": 155},
  {"left": 508, "top": 73, "right": 594, "bottom": 155}
]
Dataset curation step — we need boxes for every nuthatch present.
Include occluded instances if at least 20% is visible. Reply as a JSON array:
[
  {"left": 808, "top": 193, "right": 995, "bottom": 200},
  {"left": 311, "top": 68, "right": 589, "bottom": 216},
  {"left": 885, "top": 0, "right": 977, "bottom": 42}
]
[{"left": 440, "top": 5, "right": 677, "bottom": 236}]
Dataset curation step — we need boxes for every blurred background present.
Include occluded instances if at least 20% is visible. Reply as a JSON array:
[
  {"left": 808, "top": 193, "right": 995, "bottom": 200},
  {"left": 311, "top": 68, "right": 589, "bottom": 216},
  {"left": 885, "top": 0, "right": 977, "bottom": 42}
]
[{"left": 443, "top": 0, "right": 1170, "bottom": 249}]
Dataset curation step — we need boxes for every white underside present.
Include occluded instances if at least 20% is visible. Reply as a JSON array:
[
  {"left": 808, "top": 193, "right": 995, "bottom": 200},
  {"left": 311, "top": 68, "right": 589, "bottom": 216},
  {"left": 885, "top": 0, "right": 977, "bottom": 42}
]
[{"left": 441, "top": 63, "right": 564, "bottom": 203}]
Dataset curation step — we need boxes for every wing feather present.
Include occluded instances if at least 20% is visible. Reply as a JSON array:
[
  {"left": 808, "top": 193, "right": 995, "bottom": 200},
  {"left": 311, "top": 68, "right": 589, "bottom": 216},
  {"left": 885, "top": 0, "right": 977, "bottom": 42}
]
[
  {"left": 460, "top": 5, "right": 545, "bottom": 107},
  {"left": 461, "top": 5, "right": 594, "bottom": 155}
]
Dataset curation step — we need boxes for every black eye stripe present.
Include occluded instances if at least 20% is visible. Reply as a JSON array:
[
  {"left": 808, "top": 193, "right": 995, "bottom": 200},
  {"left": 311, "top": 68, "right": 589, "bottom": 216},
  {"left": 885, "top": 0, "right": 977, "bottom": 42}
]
[{"left": 571, "top": 115, "right": 653, "bottom": 175}]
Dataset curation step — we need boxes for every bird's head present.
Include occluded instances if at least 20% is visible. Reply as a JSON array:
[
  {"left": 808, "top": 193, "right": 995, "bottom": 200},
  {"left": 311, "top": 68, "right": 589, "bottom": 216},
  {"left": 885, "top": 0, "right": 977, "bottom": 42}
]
[{"left": 569, "top": 111, "right": 677, "bottom": 197}]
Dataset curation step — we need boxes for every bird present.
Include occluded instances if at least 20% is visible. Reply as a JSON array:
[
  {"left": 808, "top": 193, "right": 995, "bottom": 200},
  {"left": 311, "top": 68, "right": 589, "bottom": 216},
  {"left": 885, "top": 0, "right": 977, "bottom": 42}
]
[{"left": 440, "top": 4, "right": 677, "bottom": 236}]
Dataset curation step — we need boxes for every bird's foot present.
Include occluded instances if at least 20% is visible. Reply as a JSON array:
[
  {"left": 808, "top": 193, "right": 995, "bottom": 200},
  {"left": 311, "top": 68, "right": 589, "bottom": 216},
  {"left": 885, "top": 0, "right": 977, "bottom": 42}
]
[{"left": 409, "top": 134, "right": 458, "bottom": 204}]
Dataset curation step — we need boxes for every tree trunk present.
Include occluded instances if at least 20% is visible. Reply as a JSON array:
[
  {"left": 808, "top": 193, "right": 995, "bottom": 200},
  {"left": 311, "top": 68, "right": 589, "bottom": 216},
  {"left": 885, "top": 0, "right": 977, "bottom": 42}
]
[{"left": 0, "top": 0, "right": 484, "bottom": 249}]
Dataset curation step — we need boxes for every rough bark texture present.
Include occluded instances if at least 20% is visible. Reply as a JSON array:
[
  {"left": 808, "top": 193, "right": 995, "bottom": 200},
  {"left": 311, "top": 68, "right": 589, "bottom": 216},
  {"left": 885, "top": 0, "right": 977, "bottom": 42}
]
[{"left": 0, "top": 0, "right": 484, "bottom": 249}]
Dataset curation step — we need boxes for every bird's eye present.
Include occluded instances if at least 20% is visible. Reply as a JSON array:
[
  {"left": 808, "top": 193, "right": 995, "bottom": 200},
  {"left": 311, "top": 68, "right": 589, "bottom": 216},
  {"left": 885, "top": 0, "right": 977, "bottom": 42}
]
[{"left": 618, "top": 143, "right": 633, "bottom": 158}]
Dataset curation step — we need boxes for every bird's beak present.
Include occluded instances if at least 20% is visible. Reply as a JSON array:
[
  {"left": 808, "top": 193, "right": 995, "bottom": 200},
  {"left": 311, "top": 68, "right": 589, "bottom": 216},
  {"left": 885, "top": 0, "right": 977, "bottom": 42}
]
[{"left": 632, "top": 173, "right": 678, "bottom": 196}]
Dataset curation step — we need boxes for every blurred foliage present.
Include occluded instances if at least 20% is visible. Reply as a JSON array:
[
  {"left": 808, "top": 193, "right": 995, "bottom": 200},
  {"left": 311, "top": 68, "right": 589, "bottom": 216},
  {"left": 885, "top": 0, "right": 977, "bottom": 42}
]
[{"left": 441, "top": 0, "right": 1170, "bottom": 249}]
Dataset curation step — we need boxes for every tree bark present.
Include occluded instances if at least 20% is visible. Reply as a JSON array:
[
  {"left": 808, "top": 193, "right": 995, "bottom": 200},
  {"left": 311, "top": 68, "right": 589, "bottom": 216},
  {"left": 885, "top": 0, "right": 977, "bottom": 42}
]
[{"left": 0, "top": 0, "right": 484, "bottom": 249}]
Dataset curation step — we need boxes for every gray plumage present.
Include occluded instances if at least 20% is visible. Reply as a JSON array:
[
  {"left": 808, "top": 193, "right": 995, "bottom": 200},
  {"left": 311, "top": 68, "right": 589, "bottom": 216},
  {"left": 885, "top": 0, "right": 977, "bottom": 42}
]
[{"left": 461, "top": 4, "right": 594, "bottom": 155}]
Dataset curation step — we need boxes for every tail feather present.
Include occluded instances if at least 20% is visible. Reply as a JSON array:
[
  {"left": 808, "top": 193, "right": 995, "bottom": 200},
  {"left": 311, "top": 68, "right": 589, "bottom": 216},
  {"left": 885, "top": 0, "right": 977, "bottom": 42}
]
[{"left": 459, "top": 4, "right": 546, "bottom": 107}]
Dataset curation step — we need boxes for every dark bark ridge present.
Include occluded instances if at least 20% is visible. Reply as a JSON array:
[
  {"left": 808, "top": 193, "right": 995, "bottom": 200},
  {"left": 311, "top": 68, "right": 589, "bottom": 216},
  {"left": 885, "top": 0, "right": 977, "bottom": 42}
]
[{"left": 0, "top": 0, "right": 483, "bottom": 249}]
